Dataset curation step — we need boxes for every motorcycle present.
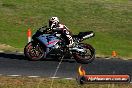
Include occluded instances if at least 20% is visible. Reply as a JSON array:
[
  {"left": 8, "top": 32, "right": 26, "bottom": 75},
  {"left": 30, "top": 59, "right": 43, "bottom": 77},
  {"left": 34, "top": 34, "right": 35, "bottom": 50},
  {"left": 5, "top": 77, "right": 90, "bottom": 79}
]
[{"left": 24, "top": 26, "right": 95, "bottom": 64}]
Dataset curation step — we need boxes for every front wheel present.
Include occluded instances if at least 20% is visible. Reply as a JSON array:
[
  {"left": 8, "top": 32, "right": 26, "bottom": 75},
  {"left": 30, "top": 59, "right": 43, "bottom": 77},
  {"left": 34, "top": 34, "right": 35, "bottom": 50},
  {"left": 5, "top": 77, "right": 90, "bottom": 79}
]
[
  {"left": 73, "top": 43, "right": 95, "bottom": 64},
  {"left": 24, "top": 41, "right": 45, "bottom": 61}
]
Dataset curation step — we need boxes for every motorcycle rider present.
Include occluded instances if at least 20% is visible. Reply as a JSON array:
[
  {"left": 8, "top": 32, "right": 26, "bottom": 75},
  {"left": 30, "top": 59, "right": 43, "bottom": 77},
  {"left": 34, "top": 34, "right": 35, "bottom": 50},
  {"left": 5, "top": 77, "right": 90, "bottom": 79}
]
[{"left": 48, "top": 17, "right": 74, "bottom": 48}]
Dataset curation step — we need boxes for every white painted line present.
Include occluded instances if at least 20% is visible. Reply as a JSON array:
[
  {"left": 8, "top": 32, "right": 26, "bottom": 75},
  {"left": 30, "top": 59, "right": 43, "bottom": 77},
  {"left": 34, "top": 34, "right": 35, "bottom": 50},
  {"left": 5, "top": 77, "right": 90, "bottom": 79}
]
[
  {"left": 0, "top": 74, "right": 75, "bottom": 80},
  {"left": 0, "top": 51, "right": 4, "bottom": 53},
  {"left": 64, "top": 78, "right": 74, "bottom": 80},
  {"left": 7, "top": 75, "right": 21, "bottom": 77},
  {"left": 28, "top": 76, "right": 40, "bottom": 78},
  {"left": 122, "top": 59, "right": 129, "bottom": 60},
  {"left": 17, "top": 52, "right": 23, "bottom": 54},
  {"left": 50, "top": 77, "right": 60, "bottom": 79}
]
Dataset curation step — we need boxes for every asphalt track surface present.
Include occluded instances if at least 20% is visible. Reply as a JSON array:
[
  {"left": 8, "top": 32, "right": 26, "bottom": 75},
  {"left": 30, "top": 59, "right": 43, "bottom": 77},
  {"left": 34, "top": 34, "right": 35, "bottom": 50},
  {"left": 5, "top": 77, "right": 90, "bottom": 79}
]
[{"left": 0, "top": 52, "right": 132, "bottom": 81}]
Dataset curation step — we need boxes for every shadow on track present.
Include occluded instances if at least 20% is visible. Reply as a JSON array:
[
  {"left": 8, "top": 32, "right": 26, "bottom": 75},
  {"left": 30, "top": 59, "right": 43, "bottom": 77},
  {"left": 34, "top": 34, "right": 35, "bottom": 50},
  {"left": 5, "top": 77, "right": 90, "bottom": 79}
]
[
  {"left": 0, "top": 52, "right": 76, "bottom": 63},
  {"left": 0, "top": 53, "right": 25, "bottom": 60}
]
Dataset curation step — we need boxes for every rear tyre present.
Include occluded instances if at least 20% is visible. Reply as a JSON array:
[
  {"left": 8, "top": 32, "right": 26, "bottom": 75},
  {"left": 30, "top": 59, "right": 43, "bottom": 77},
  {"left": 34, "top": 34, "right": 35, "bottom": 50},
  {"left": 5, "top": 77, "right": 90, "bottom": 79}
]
[
  {"left": 74, "top": 43, "right": 95, "bottom": 64},
  {"left": 24, "top": 41, "right": 45, "bottom": 61}
]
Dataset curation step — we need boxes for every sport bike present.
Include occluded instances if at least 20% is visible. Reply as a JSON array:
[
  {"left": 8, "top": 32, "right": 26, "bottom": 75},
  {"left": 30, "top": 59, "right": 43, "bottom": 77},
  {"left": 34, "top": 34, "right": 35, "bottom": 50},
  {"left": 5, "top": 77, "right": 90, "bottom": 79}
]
[{"left": 24, "top": 26, "right": 95, "bottom": 64}]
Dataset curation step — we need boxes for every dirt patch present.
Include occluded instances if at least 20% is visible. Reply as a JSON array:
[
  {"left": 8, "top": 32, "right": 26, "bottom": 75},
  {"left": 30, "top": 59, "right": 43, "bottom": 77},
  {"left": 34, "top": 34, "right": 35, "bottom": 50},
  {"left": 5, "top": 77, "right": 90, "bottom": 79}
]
[{"left": 0, "top": 44, "right": 20, "bottom": 52}]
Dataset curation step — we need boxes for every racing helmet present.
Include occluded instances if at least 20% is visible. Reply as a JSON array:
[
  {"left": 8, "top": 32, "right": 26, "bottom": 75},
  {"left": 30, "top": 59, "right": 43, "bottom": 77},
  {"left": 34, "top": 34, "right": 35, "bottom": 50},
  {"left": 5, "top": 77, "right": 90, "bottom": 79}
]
[{"left": 49, "top": 17, "right": 59, "bottom": 28}]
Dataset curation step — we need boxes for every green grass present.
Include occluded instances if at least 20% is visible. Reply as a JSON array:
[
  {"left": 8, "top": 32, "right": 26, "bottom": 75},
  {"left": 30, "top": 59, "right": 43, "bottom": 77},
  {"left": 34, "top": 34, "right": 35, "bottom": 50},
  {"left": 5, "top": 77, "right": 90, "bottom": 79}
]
[
  {"left": 0, "top": 0, "right": 132, "bottom": 58},
  {"left": 0, "top": 76, "right": 132, "bottom": 88}
]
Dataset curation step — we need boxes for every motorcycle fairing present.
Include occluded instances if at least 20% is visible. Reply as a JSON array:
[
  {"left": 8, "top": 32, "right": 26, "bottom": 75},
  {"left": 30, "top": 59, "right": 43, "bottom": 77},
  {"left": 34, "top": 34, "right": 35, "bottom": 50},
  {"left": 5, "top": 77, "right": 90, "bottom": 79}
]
[
  {"left": 78, "top": 31, "right": 94, "bottom": 40},
  {"left": 37, "top": 34, "right": 60, "bottom": 48}
]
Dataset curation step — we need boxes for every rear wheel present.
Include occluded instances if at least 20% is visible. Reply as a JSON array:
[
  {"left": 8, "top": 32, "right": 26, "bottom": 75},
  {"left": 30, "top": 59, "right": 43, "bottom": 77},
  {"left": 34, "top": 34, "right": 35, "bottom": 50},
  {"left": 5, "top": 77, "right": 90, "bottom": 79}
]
[
  {"left": 74, "top": 43, "right": 95, "bottom": 64},
  {"left": 24, "top": 42, "right": 45, "bottom": 61}
]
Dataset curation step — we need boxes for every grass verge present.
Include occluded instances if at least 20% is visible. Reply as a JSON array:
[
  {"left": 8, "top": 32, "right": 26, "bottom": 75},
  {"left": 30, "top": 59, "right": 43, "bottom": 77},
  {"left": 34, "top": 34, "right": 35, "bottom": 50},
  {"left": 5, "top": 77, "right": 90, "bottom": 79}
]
[{"left": 0, "top": 76, "right": 132, "bottom": 88}]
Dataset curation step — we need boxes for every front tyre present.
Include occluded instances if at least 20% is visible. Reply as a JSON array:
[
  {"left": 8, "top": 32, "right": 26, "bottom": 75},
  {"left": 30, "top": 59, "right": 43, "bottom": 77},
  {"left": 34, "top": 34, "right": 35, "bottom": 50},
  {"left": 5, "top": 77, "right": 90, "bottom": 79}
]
[
  {"left": 74, "top": 43, "right": 95, "bottom": 64},
  {"left": 24, "top": 42, "right": 45, "bottom": 61}
]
